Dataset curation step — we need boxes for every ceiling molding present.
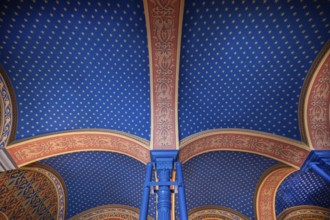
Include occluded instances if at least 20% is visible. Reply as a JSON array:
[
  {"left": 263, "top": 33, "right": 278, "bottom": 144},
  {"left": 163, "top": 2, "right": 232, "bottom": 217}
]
[
  {"left": 277, "top": 205, "right": 330, "bottom": 220},
  {"left": 0, "top": 65, "right": 18, "bottom": 147},
  {"left": 299, "top": 40, "right": 330, "bottom": 150},
  {"left": 69, "top": 204, "right": 153, "bottom": 220},
  {"left": 179, "top": 129, "right": 309, "bottom": 168},
  {"left": 188, "top": 206, "right": 249, "bottom": 220},
  {"left": 144, "top": 0, "right": 185, "bottom": 150},
  {"left": 254, "top": 164, "right": 296, "bottom": 220},
  {"left": 6, "top": 129, "right": 150, "bottom": 166}
]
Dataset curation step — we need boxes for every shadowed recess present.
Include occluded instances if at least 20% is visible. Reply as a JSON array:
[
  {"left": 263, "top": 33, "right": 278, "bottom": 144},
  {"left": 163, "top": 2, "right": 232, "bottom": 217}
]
[
  {"left": 276, "top": 169, "right": 330, "bottom": 216},
  {"left": 0, "top": 0, "right": 150, "bottom": 140},
  {"left": 176, "top": 151, "right": 279, "bottom": 219},
  {"left": 178, "top": 0, "right": 330, "bottom": 140},
  {"left": 40, "top": 151, "right": 156, "bottom": 219}
]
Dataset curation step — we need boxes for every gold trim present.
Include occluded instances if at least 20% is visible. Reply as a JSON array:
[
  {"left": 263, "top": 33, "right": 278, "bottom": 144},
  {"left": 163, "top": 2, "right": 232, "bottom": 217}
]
[
  {"left": 69, "top": 204, "right": 153, "bottom": 220},
  {"left": 255, "top": 165, "right": 296, "bottom": 220},
  {"left": 299, "top": 40, "right": 330, "bottom": 147},
  {"left": 188, "top": 206, "right": 249, "bottom": 220},
  {"left": 277, "top": 205, "right": 330, "bottom": 220}
]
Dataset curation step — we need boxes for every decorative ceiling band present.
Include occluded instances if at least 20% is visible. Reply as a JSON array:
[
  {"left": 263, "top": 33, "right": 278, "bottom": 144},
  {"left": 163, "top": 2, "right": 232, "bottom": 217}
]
[
  {"left": 144, "top": 0, "right": 185, "bottom": 150},
  {"left": 69, "top": 204, "right": 153, "bottom": 220},
  {"left": 299, "top": 40, "right": 330, "bottom": 150},
  {"left": 188, "top": 206, "right": 249, "bottom": 220},
  {"left": 6, "top": 130, "right": 150, "bottom": 166},
  {"left": 277, "top": 205, "right": 330, "bottom": 220},
  {"left": 0, "top": 163, "right": 66, "bottom": 220},
  {"left": 255, "top": 165, "right": 296, "bottom": 220},
  {"left": 179, "top": 129, "right": 310, "bottom": 168},
  {"left": 0, "top": 65, "right": 18, "bottom": 148}
]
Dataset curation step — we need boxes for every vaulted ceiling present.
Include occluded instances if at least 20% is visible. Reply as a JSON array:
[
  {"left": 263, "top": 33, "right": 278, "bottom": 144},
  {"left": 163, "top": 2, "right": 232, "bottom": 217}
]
[{"left": 0, "top": 0, "right": 330, "bottom": 219}]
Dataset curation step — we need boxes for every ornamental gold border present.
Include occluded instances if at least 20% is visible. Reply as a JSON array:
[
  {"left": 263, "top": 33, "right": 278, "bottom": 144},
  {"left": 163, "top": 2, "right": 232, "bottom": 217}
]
[
  {"left": 7, "top": 129, "right": 150, "bottom": 166},
  {"left": 188, "top": 206, "right": 249, "bottom": 220},
  {"left": 277, "top": 205, "right": 330, "bottom": 219},
  {"left": 0, "top": 65, "right": 18, "bottom": 147},
  {"left": 144, "top": 0, "right": 184, "bottom": 150},
  {"left": 254, "top": 164, "right": 296, "bottom": 220},
  {"left": 179, "top": 129, "right": 309, "bottom": 168},
  {"left": 299, "top": 40, "right": 330, "bottom": 149},
  {"left": 69, "top": 204, "right": 153, "bottom": 220},
  {"left": 23, "top": 163, "right": 67, "bottom": 220}
]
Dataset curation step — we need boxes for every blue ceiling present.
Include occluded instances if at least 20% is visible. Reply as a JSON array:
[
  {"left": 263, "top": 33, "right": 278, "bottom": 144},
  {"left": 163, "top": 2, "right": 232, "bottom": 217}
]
[
  {"left": 176, "top": 151, "right": 279, "bottom": 219},
  {"left": 41, "top": 151, "right": 156, "bottom": 219},
  {"left": 178, "top": 0, "right": 330, "bottom": 140},
  {"left": 0, "top": 0, "right": 150, "bottom": 140},
  {"left": 276, "top": 168, "right": 330, "bottom": 216}
]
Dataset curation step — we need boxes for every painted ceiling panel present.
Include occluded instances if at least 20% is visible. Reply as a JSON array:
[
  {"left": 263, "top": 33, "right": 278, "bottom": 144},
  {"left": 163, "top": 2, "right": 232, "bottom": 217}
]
[
  {"left": 41, "top": 151, "right": 156, "bottom": 219},
  {"left": 178, "top": 0, "right": 330, "bottom": 140},
  {"left": 276, "top": 169, "right": 330, "bottom": 216},
  {"left": 176, "top": 151, "right": 279, "bottom": 219},
  {"left": 0, "top": 0, "right": 150, "bottom": 140}
]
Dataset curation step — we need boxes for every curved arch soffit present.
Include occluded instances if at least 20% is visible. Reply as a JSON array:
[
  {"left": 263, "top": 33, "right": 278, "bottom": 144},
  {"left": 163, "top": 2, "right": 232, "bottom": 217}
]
[
  {"left": 0, "top": 163, "right": 67, "bottom": 220},
  {"left": 188, "top": 206, "right": 249, "bottom": 220},
  {"left": 179, "top": 129, "right": 309, "bottom": 168},
  {"left": 277, "top": 205, "right": 330, "bottom": 220},
  {"left": 6, "top": 129, "right": 150, "bottom": 167},
  {"left": 255, "top": 164, "right": 296, "bottom": 220},
  {"left": 299, "top": 40, "right": 330, "bottom": 150},
  {"left": 0, "top": 65, "right": 17, "bottom": 147},
  {"left": 69, "top": 204, "right": 153, "bottom": 220}
]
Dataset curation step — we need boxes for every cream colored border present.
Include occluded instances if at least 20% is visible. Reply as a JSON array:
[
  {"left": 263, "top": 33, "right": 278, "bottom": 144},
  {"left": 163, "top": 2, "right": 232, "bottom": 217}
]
[
  {"left": 255, "top": 165, "right": 296, "bottom": 220},
  {"left": 303, "top": 48, "right": 330, "bottom": 149},
  {"left": 7, "top": 129, "right": 150, "bottom": 166},
  {"left": 277, "top": 205, "right": 330, "bottom": 219},
  {"left": 179, "top": 129, "right": 309, "bottom": 168},
  {"left": 69, "top": 204, "right": 153, "bottom": 220}
]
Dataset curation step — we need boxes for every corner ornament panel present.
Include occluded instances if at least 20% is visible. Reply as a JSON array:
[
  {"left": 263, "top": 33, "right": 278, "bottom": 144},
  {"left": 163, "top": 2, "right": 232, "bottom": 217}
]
[
  {"left": 255, "top": 165, "right": 296, "bottom": 220},
  {"left": 300, "top": 41, "right": 330, "bottom": 149},
  {"left": 144, "top": 0, "right": 184, "bottom": 150},
  {"left": 6, "top": 130, "right": 150, "bottom": 166},
  {"left": 179, "top": 129, "right": 310, "bottom": 168}
]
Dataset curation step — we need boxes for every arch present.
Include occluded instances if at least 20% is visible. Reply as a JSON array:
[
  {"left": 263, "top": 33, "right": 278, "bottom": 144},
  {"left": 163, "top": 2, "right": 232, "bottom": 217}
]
[
  {"left": 255, "top": 165, "right": 296, "bottom": 220},
  {"left": 179, "top": 129, "right": 309, "bottom": 168},
  {"left": 0, "top": 163, "right": 66, "bottom": 220},
  {"left": 69, "top": 204, "right": 153, "bottom": 220},
  {"left": 299, "top": 41, "right": 330, "bottom": 149},
  {"left": 277, "top": 205, "right": 330, "bottom": 220},
  {"left": 0, "top": 65, "right": 17, "bottom": 147},
  {"left": 6, "top": 129, "right": 150, "bottom": 166},
  {"left": 188, "top": 206, "right": 249, "bottom": 220}
]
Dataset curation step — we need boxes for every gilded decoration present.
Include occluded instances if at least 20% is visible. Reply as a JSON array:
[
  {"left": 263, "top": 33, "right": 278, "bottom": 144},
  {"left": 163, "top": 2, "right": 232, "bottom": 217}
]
[
  {"left": 179, "top": 129, "right": 309, "bottom": 168},
  {"left": 188, "top": 206, "right": 249, "bottom": 220},
  {"left": 0, "top": 66, "right": 17, "bottom": 148},
  {"left": 7, "top": 130, "right": 150, "bottom": 166},
  {"left": 0, "top": 164, "right": 66, "bottom": 220},
  {"left": 300, "top": 41, "right": 330, "bottom": 149},
  {"left": 69, "top": 205, "right": 153, "bottom": 220},
  {"left": 255, "top": 165, "right": 296, "bottom": 220},
  {"left": 277, "top": 206, "right": 330, "bottom": 220},
  {"left": 144, "top": 0, "right": 184, "bottom": 149}
]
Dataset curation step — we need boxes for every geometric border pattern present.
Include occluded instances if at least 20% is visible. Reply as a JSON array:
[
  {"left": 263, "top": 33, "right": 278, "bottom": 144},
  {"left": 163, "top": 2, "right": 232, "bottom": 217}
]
[
  {"left": 255, "top": 165, "right": 296, "bottom": 220},
  {"left": 7, "top": 130, "right": 150, "bottom": 166},
  {"left": 24, "top": 164, "right": 67, "bottom": 220},
  {"left": 0, "top": 65, "right": 17, "bottom": 147},
  {"left": 144, "top": 0, "right": 184, "bottom": 150},
  {"left": 179, "top": 129, "right": 309, "bottom": 168},
  {"left": 277, "top": 205, "right": 330, "bottom": 220},
  {"left": 300, "top": 40, "right": 330, "bottom": 150},
  {"left": 68, "top": 204, "right": 153, "bottom": 220},
  {"left": 188, "top": 206, "right": 249, "bottom": 220}
]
